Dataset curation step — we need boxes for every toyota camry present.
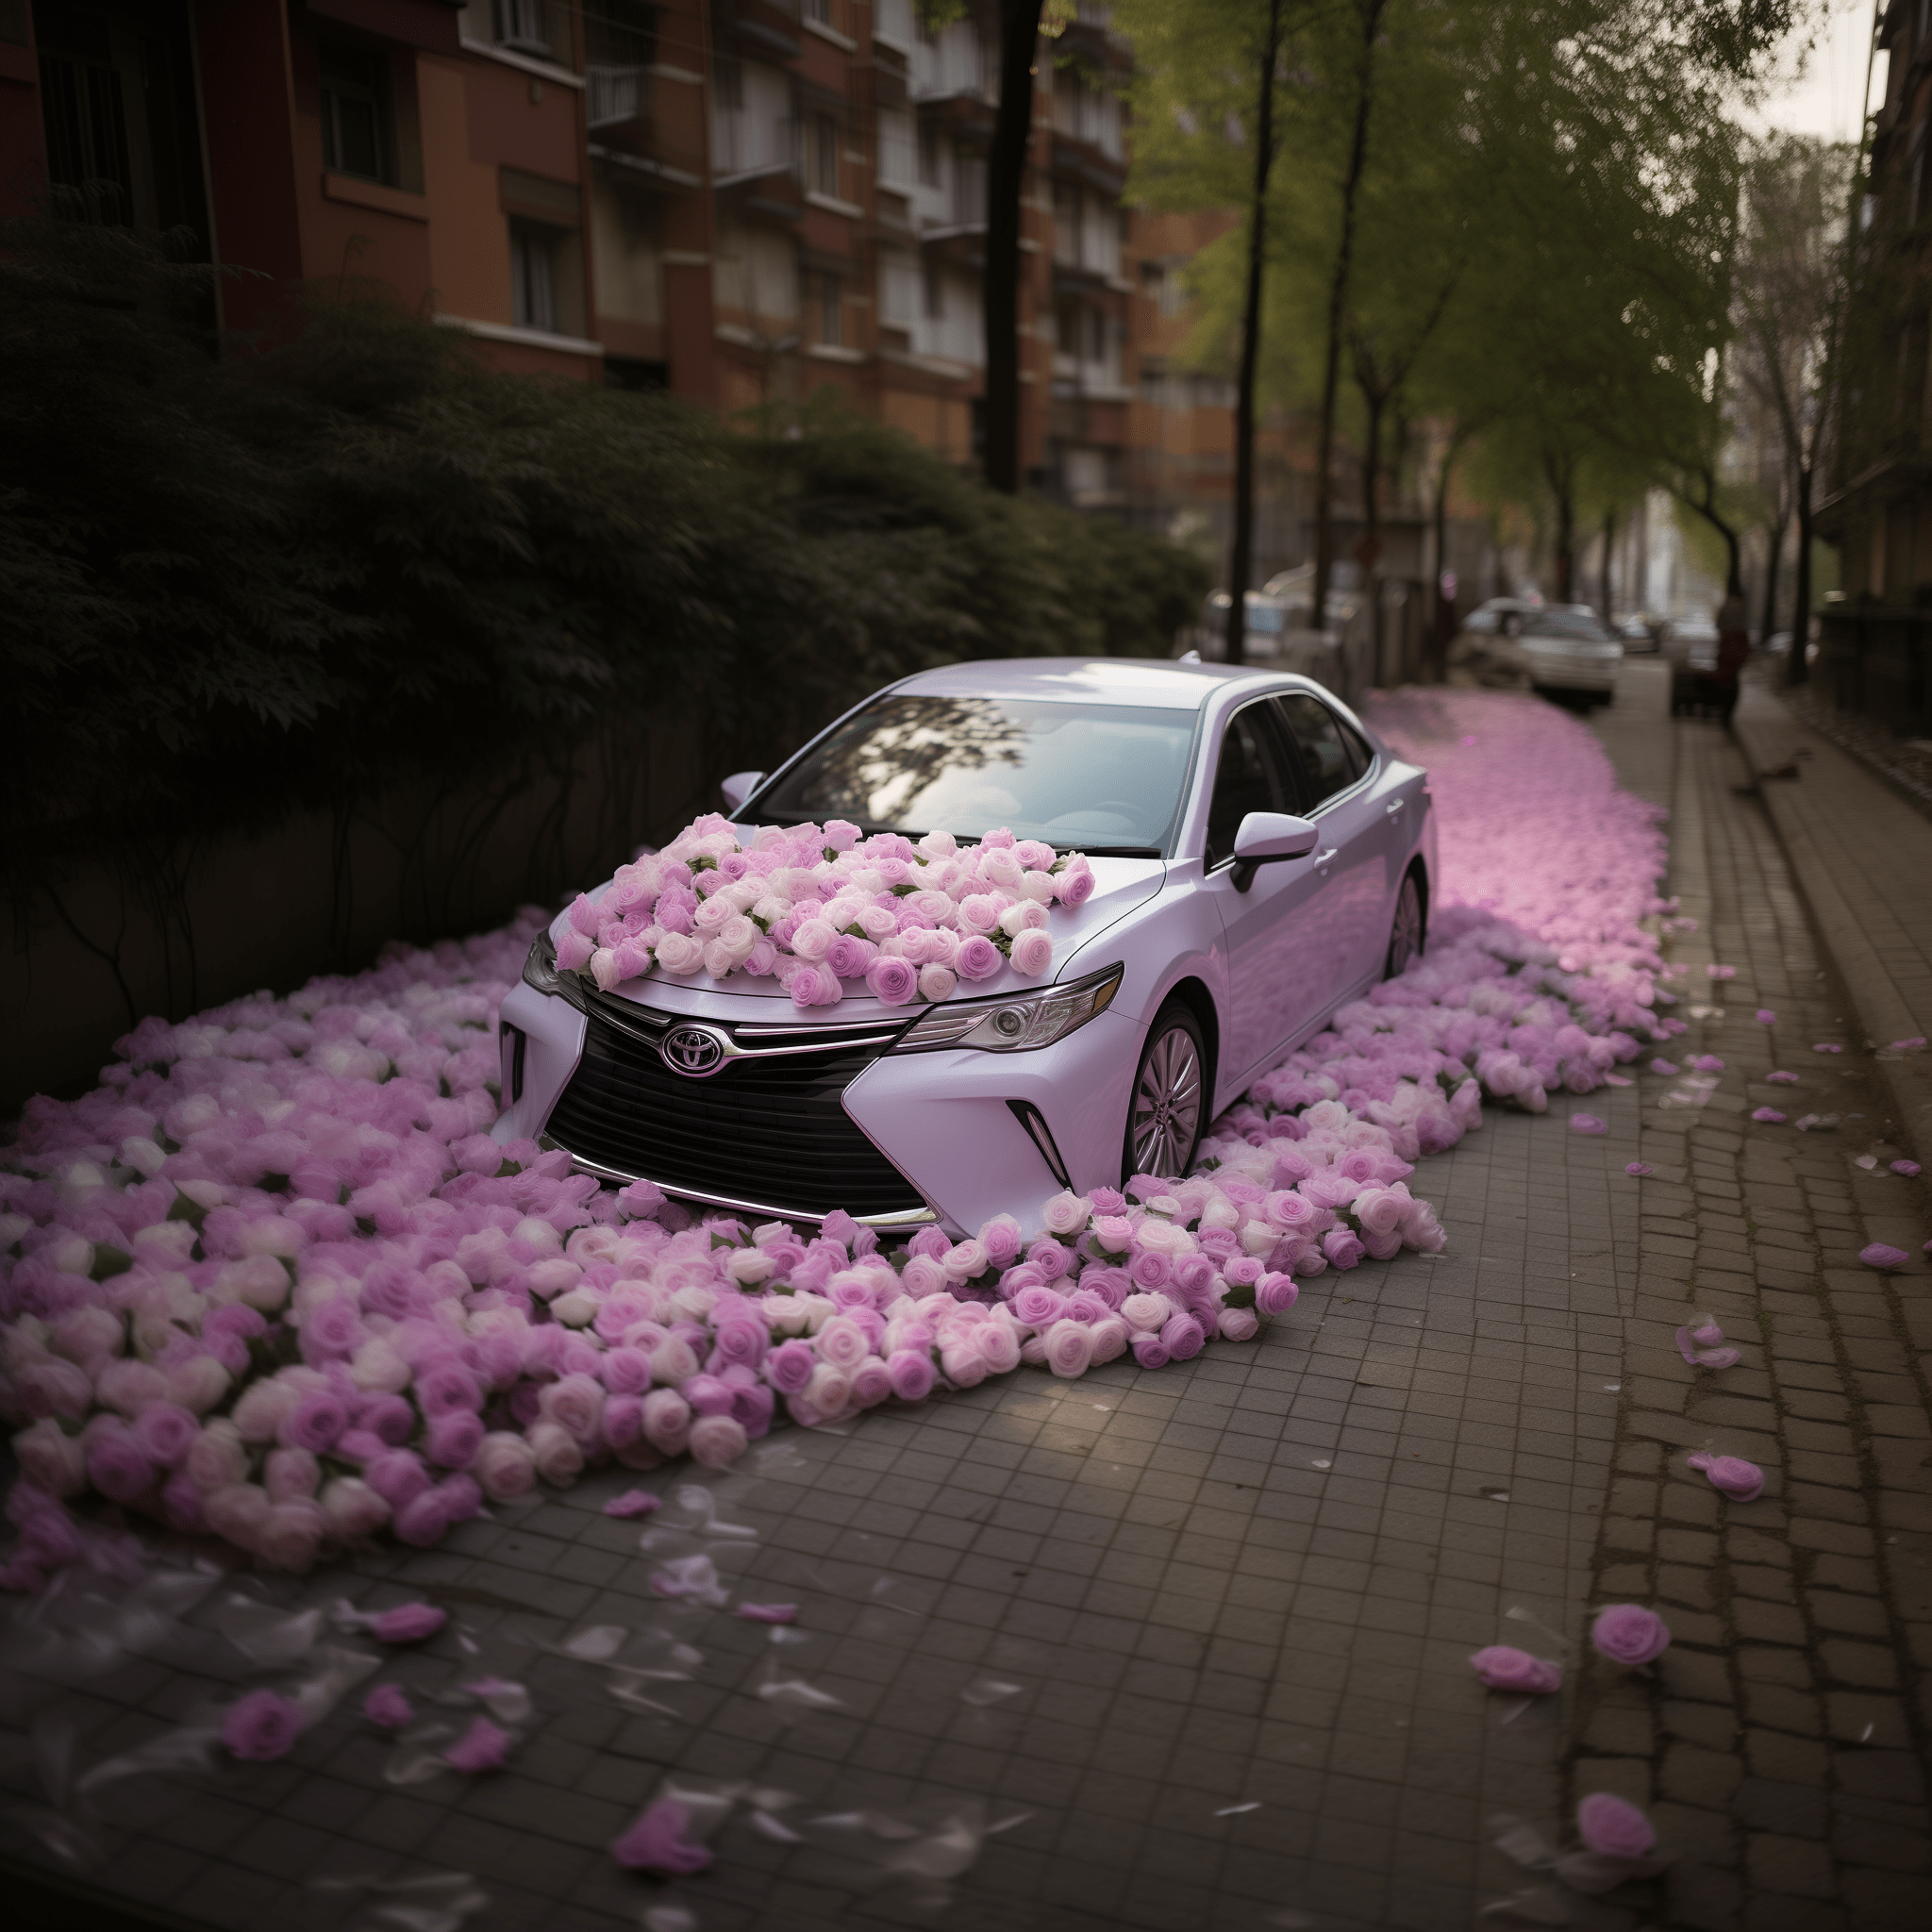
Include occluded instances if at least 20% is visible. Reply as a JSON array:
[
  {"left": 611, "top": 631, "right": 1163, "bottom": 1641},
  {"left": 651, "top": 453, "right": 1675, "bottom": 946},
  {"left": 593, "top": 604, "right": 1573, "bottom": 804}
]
[{"left": 493, "top": 658, "right": 1435, "bottom": 1234}]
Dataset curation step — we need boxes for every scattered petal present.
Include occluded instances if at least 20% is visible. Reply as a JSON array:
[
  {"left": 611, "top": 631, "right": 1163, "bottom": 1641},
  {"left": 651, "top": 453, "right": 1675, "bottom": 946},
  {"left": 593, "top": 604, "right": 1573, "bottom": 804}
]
[
  {"left": 1859, "top": 1243, "right": 1910, "bottom": 1270},
  {"left": 1891, "top": 1159, "right": 1921, "bottom": 1177},
  {"left": 373, "top": 1602, "right": 447, "bottom": 1643},
  {"left": 610, "top": 1798, "right": 712, "bottom": 1874},
  {"left": 1687, "top": 1450, "right": 1765, "bottom": 1501},
  {"left": 1624, "top": 1162, "right": 1653, "bottom": 1176},
  {"left": 1755, "top": 1008, "right": 1775, "bottom": 1024},
  {"left": 1469, "top": 1646, "right": 1562, "bottom": 1693},
  {"left": 604, "top": 1491, "right": 661, "bottom": 1519},
  {"left": 221, "top": 1689, "right": 306, "bottom": 1761},
  {"left": 443, "top": 1716, "right": 510, "bottom": 1774},
  {"left": 364, "top": 1684, "right": 414, "bottom": 1730},
  {"left": 1650, "top": 1058, "right": 1678, "bottom": 1075},
  {"left": 735, "top": 1603, "right": 798, "bottom": 1624},
  {"left": 1766, "top": 1068, "right": 1799, "bottom": 1082},
  {"left": 1751, "top": 1108, "right": 1787, "bottom": 1124},
  {"left": 1569, "top": 1113, "right": 1607, "bottom": 1135},
  {"left": 1813, "top": 1041, "right": 1843, "bottom": 1053}
]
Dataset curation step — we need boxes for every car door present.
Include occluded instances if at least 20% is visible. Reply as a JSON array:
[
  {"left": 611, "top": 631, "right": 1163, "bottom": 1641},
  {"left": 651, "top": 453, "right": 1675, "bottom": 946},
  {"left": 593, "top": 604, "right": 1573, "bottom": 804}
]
[
  {"left": 1271, "top": 692, "right": 1400, "bottom": 1004},
  {"left": 1203, "top": 698, "right": 1331, "bottom": 1085}
]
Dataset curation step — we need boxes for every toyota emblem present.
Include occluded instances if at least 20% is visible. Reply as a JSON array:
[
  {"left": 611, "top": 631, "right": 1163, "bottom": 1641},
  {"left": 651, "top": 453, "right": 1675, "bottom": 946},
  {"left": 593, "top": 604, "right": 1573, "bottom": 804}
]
[{"left": 660, "top": 1024, "right": 727, "bottom": 1077}]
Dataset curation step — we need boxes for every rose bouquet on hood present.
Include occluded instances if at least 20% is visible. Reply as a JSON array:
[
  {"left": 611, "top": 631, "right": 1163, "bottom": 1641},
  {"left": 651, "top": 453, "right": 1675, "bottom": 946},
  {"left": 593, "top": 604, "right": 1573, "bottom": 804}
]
[{"left": 557, "top": 818, "right": 1094, "bottom": 1011}]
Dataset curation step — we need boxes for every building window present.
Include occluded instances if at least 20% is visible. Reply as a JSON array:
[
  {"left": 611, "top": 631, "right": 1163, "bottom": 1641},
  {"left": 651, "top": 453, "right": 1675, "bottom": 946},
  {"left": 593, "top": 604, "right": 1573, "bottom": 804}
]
[
  {"left": 804, "top": 0, "right": 832, "bottom": 22},
  {"left": 319, "top": 46, "right": 388, "bottom": 182},
  {"left": 820, "top": 273, "right": 841, "bottom": 345},
  {"left": 496, "top": 0, "right": 550, "bottom": 55},
  {"left": 511, "top": 221, "right": 558, "bottom": 332},
  {"left": 814, "top": 113, "right": 839, "bottom": 195},
  {"left": 917, "top": 118, "right": 941, "bottom": 187},
  {"left": 924, "top": 261, "right": 943, "bottom": 320}
]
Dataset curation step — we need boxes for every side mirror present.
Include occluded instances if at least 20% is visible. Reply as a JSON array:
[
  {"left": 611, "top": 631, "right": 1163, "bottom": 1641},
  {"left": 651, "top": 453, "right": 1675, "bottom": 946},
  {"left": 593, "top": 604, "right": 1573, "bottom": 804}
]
[
  {"left": 1230, "top": 810, "right": 1317, "bottom": 892},
  {"left": 720, "top": 771, "right": 765, "bottom": 814}
]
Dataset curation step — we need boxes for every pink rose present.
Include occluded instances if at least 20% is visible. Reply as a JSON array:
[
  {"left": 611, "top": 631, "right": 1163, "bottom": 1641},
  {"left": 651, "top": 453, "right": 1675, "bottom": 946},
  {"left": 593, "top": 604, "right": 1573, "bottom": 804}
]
[
  {"left": 223, "top": 1689, "right": 306, "bottom": 1761},
  {"left": 825, "top": 933, "right": 876, "bottom": 979},
  {"left": 1042, "top": 1319, "right": 1094, "bottom": 1378},
  {"left": 1256, "top": 1272, "right": 1298, "bottom": 1316},
  {"left": 917, "top": 964, "right": 957, "bottom": 1003},
  {"left": 609, "top": 1798, "right": 712, "bottom": 1874},
  {"left": 866, "top": 956, "right": 919, "bottom": 1005},
  {"left": 475, "top": 1432, "right": 536, "bottom": 1501},
  {"left": 955, "top": 934, "right": 1003, "bottom": 980},
  {"left": 1130, "top": 1332, "right": 1170, "bottom": 1371},
  {"left": 1687, "top": 1450, "right": 1764, "bottom": 1500},
  {"left": 1056, "top": 866, "right": 1095, "bottom": 910},
  {"left": 1321, "top": 1227, "right": 1364, "bottom": 1270},
  {"left": 1590, "top": 1604, "right": 1671, "bottom": 1665},
  {"left": 320, "top": 1476, "right": 389, "bottom": 1541},
  {"left": 790, "top": 962, "right": 841, "bottom": 1008},
  {"left": 86, "top": 1427, "right": 156, "bottom": 1504},
  {"left": 1469, "top": 1645, "right": 1561, "bottom": 1693},
  {"left": 887, "top": 1349, "right": 935, "bottom": 1402},
  {"left": 1217, "top": 1307, "right": 1258, "bottom": 1341},
  {"left": 604, "top": 1489, "right": 661, "bottom": 1518},
  {"left": 1009, "top": 928, "right": 1053, "bottom": 977},
  {"left": 1575, "top": 1792, "right": 1656, "bottom": 1860}
]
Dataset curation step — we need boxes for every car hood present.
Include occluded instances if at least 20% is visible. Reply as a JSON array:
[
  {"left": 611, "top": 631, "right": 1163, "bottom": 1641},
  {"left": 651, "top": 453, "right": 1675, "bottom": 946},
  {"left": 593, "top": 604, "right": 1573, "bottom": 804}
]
[{"left": 547, "top": 856, "right": 1169, "bottom": 1022}]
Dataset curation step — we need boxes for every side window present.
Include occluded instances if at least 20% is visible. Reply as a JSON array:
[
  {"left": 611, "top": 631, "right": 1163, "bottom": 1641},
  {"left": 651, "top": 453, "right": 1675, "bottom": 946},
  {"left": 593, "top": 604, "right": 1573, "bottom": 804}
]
[
  {"left": 1339, "top": 719, "right": 1374, "bottom": 778},
  {"left": 1205, "top": 703, "right": 1292, "bottom": 868},
  {"left": 1274, "top": 694, "right": 1362, "bottom": 808}
]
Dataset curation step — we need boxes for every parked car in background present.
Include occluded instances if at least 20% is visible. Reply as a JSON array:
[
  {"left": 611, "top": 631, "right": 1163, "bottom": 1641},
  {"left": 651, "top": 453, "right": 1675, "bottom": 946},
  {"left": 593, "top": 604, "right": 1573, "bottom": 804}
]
[
  {"left": 496, "top": 658, "right": 1437, "bottom": 1236},
  {"left": 1520, "top": 608, "right": 1623, "bottom": 706},
  {"left": 1613, "top": 613, "right": 1660, "bottom": 653},
  {"left": 1665, "top": 615, "right": 1726, "bottom": 717},
  {"left": 1260, "top": 563, "right": 1364, "bottom": 634},
  {"left": 1198, "top": 590, "right": 1294, "bottom": 660},
  {"left": 1460, "top": 595, "right": 1543, "bottom": 638}
]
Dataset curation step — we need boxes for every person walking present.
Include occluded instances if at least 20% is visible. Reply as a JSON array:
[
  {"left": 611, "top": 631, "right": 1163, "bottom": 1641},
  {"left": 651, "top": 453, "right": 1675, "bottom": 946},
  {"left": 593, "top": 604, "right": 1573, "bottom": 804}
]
[{"left": 1714, "top": 591, "right": 1751, "bottom": 724}]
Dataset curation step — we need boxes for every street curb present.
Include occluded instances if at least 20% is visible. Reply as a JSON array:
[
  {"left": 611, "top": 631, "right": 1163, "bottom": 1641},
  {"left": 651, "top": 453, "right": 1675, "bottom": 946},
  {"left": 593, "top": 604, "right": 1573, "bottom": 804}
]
[{"left": 1731, "top": 691, "right": 1932, "bottom": 1166}]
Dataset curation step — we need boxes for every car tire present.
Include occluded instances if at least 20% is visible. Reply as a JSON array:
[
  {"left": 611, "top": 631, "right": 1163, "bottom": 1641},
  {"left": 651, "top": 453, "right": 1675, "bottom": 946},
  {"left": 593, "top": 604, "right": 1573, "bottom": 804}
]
[
  {"left": 1385, "top": 869, "right": 1426, "bottom": 979},
  {"left": 1124, "top": 1001, "right": 1208, "bottom": 1184}
]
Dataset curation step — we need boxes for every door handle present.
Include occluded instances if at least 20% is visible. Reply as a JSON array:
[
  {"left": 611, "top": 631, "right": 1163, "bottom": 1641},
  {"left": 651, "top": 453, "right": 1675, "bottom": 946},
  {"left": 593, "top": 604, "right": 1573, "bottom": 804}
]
[
  {"left": 1314, "top": 847, "right": 1338, "bottom": 873},
  {"left": 1384, "top": 797, "right": 1406, "bottom": 817}
]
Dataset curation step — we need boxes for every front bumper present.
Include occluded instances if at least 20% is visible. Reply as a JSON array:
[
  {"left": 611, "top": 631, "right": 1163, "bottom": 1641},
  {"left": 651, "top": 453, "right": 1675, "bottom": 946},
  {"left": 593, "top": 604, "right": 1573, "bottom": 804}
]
[{"left": 494, "top": 979, "right": 1142, "bottom": 1238}]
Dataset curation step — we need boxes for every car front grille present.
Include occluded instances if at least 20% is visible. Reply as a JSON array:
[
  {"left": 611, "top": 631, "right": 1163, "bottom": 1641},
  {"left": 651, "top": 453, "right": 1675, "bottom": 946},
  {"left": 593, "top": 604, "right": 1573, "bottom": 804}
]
[{"left": 541, "top": 994, "right": 929, "bottom": 1224}]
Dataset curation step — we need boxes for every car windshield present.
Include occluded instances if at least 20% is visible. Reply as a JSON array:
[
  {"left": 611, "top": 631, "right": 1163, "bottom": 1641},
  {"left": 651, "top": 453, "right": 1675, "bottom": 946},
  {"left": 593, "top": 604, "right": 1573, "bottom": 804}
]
[
  {"left": 751, "top": 694, "right": 1197, "bottom": 855},
  {"left": 1244, "top": 600, "right": 1287, "bottom": 634},
  {"left": 1523, "top": 612, "right": 1612, "bottom": 641}
]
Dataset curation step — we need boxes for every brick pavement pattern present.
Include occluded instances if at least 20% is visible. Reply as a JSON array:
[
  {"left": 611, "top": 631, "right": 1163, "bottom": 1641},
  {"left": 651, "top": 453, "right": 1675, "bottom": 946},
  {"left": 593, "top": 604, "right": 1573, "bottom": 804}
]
[
  {"left": 1562, "top": 684, "right": 1932, "bottom": 1932},
  {"left": 5, "top": 667, "right": 1928, "bottom": 1932}
]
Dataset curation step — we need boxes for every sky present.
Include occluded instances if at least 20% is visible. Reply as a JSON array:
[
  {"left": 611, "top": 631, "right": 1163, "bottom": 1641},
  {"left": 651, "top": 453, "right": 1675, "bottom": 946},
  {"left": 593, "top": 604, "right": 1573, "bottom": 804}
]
[{"left": 1746, "top": 0, "right": 1885, "bottom": 143}]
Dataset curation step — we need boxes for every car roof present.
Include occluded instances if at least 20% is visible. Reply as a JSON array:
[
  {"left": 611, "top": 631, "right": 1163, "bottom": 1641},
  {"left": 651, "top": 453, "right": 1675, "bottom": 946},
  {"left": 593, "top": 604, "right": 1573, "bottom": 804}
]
[{"left": 891, "top": 656, "right": 1290, "bottom": 712}]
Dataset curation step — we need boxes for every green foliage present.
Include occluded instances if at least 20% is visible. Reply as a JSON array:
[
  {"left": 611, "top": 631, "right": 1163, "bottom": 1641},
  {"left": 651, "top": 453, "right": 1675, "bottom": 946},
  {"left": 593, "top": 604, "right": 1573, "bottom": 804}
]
[{"left": 0, "top": 218, "right": 1208, "bottom": 873}]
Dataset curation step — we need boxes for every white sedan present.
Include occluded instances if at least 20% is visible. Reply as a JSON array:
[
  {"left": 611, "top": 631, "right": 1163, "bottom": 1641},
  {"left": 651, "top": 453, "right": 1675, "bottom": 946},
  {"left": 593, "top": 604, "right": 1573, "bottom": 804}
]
[
  {"left": 1520, "top": 608, "right": 1624, "bottom": 705},
  {"left": 494, "top": 658, "right": 1436, "bottom": 1235}
]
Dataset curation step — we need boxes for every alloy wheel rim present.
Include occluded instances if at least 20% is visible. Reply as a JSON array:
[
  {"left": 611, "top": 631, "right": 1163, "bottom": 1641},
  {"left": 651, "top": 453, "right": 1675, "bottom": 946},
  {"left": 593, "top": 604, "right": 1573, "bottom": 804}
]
[
  {"left": 1390, "top": 879, "right": 1422, "bottom": 975},
  {"left": 1131, "top": 1027, "right": 1202, "bottom": 1175}
]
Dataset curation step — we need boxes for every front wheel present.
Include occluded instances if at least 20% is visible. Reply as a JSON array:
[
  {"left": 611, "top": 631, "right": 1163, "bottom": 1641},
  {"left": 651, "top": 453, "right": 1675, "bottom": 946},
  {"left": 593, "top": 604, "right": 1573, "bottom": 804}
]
[
  {"left": 1124, "top": 1002, "right": 1208, "bottom": 1183},
  {"left": 1384, "top": 870, "right": 1426, "bottom": 979}
]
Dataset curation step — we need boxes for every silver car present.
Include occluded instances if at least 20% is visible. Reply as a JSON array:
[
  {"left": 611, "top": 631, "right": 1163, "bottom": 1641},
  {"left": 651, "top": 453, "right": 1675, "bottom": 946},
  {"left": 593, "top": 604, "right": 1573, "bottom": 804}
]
[{"left": 1520, "top": 608, "right": 1624, "bottom": 705}]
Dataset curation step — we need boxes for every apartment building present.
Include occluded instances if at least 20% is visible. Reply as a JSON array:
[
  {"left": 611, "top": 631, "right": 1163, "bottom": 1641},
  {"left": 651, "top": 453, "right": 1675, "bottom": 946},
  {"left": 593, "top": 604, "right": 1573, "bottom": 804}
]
[{"left": 2, "top": 0, "right": 1254, "bottom": 538}]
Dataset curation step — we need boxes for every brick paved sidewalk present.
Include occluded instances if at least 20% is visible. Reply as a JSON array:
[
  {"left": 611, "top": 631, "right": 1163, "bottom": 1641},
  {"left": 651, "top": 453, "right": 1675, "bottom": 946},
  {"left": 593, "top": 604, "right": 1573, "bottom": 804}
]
[
  {"left": 1559, "top": 672, "right": 1932, "bottom": 1932},
  {"left": 5, "top": 671, "right": 1927, "bottom": 1932}
]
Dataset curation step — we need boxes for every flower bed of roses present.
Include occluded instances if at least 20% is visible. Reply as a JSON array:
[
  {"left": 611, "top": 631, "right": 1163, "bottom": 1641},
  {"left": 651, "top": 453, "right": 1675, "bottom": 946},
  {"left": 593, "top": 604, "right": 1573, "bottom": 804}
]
[{"left": 0, "top": 689, "right": 1680, "bottom": 1589}]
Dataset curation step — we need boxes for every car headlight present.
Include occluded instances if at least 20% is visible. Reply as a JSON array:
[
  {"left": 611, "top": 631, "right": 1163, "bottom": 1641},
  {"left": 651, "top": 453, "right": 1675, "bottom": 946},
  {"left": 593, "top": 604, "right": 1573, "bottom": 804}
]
[
  {"left": 523, "top": 930, "right": 564, "bottom": 995},
  {"left": 891, "top": 963, "right": 1124, "bottom": 1054}
]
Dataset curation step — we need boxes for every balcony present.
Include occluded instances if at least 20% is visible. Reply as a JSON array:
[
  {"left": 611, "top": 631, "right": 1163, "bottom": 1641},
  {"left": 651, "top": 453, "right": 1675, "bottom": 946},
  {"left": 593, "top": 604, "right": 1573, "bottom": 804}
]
[
  {"left": 587, "top": 65, "right": 648, "bottom": 131},
  {"left": 911, "top": 24, "right": 997, "bottom": 105},
  {"left": 714, "top": 112, "right": 799, "bottom": 187}
]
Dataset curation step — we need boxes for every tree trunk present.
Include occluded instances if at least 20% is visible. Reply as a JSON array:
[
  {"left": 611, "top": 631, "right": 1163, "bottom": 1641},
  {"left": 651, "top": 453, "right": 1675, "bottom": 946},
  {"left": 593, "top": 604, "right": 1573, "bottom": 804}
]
[
  {"left": 1598, "top": 508, "right": 1615, "bottom": 618},
  {"left": 1786, "top": 462, "right": 1813, "bottom": 686},
  {"left": 1759, "top": 508, "right": 1785, "bottom": 647},
  {"left": 1224, "top": 0, "right": 1285, "bottom": 665},
  {"left": 1427, "top": 434, "right": 1457, "bottom": 682},
  {"left": 1309, "top": 0, "right": 1384, "bottom": 633},
  {"left": 1546, "top": 456, "right": 1575, "bottom": 603},
  {"left": 982, "top": 1, "right": 1044, "bottom": 496},
  {"left": 1360, "top": 389, "right": 1384, "bottom": 671}
]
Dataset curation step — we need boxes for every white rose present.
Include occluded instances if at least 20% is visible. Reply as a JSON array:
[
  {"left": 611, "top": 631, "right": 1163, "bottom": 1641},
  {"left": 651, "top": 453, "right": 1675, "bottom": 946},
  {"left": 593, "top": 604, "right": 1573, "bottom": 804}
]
[
  {"left": 475, "top": 1432, "right": 537, "bottom": 1501},
  {"left": 319, "top": 1476, "right": 390, "bottom": 1540},
  {"left": 1121, "top": 1293, "right": 1169, "bottom": 1334},
  {"left": 13, "top": 1417, "right": 87, "bottom": 1494},
  {"left": 525, "top": 1420, "right": 584, "bottom": 1484},
  {"left": 258, "top": 1500, "right": 326, "bottom": 1572},
  {"left": 526, "top": 1258, "right": 581, "bottom": 1299},
  {"left": 550, "top": 1289, "right": 598, "bottom": 1328},
  {"left": 231, "top": 1377, "right": 301, "bottom": 1443},
  {"left": 998, "top": 899, "right": 1048, "bottom": 937},
  {"left": 1241, "top": 1220, "right": 1279, "bottom": 1257},
  {"left": 350, "top": 1338, "right": 412, "bottom": 1392},
  {"left": 1041, "top": 1191, "right": 1092, "bottom": 1237},
  {"left": 167, "top": 1356, "right": 232, "bottom": 1414},
  {"left": 725, "top": 1248, "right": 775, "bottom": 1286}
]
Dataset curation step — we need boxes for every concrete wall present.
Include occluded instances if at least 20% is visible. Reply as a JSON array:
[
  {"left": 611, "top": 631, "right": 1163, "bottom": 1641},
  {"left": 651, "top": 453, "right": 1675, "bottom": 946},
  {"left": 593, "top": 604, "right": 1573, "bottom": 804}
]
[{"left": 4, "top": 722, "right": 708, "bottom": 1116}]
